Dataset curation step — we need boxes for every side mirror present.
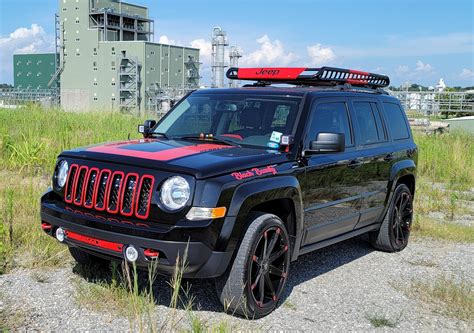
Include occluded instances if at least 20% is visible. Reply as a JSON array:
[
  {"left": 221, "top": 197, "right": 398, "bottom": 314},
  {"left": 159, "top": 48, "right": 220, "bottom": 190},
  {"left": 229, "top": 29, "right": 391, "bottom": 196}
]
[
  {"left": 138, "top": 119, "right": 156, "bottom": 138},
  {"left": 307, "top": 132, "right": 345, "bottom": 154}
]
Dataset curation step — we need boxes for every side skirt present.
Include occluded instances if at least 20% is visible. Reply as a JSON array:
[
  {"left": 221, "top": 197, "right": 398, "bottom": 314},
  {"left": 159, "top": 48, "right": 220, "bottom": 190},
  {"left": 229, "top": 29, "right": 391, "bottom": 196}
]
[{"left": 296, "top": 223, "right": 381, "bottom": 256}]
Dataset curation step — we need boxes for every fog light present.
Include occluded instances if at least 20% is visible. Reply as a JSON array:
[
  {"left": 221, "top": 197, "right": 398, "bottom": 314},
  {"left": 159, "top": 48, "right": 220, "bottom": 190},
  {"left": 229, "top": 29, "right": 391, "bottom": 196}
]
[
  {"left": 125, "top": 245, "right": 139, "bottom": 262},
  {"left": 55, "top": 227, "right": 65, "bottom": 242}
]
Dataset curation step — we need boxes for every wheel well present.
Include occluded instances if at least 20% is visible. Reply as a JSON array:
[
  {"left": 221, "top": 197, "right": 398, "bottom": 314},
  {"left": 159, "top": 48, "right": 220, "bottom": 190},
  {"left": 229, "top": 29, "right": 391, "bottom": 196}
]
[
  {"left": 396, "top": 174, "right": 416, "bottom": 195},
  {"left": 250, "top": 198, "right": 296, "bottom": 237}
]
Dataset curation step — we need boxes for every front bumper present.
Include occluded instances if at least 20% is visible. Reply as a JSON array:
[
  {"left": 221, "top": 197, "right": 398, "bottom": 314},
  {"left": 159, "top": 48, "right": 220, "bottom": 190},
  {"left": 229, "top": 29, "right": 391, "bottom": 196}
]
[{"left": 41, "top": 199, "right": 232, "bottom": 279}]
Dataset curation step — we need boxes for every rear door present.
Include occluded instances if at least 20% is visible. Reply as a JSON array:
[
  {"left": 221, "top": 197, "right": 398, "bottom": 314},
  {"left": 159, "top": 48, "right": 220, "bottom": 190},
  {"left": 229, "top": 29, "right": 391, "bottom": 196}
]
[
  {"left": 349, "top": 97, "right": 393, "bottom": 229},
  {"left": 302, "top": 98, "right": 362, "bottom": 246}
]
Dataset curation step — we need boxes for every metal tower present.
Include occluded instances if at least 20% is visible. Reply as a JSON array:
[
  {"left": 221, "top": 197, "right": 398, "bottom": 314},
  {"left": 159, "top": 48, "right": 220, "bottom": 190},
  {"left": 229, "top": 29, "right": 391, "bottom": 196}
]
[
  {"left": 228, "top": 46, "right": 242, "bottom": 88},
  {"left": 211, "top": 27, "right": 228, "bottom": 88}
]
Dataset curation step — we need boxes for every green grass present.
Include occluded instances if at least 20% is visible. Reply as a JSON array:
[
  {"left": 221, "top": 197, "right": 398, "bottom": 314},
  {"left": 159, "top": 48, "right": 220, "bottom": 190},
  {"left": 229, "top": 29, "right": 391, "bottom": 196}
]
[
  {"left": 367, "top": 314, "right": 399, "bottom": 328},
  {"left": 409, "top": 276, "right": 473, "bottom": 321}
]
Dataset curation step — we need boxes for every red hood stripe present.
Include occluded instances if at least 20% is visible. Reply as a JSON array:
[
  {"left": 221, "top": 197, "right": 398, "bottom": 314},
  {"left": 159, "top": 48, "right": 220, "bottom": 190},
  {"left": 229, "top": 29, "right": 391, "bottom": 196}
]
[{"left": 87, "top": 143, "right": 231, "bottom": 161}]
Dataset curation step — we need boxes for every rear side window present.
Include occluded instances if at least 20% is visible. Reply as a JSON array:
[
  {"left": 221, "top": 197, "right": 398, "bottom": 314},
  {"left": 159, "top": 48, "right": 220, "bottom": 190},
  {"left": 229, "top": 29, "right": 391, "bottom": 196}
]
[
  {"left": 353, "top": 102, "right": 387, "bottom": 144},
  {"left": 383, "top": 102, "right": 410, "bottom": 140},
  {"left": 308, "top": 102, "right": 353, "bottom": 146}
]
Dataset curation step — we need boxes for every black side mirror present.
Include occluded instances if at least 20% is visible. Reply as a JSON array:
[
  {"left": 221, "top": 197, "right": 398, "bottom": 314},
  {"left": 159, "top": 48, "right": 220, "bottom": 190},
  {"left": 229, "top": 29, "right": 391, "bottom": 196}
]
[
  {"left": 307, "top": 132, "right": 345, "bottom": 154},
  {"left": 138, "top": 119, "right": 156, "bottom": 138}
]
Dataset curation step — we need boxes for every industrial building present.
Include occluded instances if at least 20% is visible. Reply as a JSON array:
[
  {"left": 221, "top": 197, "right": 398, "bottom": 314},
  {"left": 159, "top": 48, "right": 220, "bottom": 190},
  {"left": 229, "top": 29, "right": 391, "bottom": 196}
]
[{"left": 12, "top": 0, "right": 200, "bottom": 112}]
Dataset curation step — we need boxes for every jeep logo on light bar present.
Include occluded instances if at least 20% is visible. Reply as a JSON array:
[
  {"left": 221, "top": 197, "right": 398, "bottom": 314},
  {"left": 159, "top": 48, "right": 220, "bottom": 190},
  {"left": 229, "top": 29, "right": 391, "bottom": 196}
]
[{"left": 256, "top": 68, "right": 280, "bottom": 76}]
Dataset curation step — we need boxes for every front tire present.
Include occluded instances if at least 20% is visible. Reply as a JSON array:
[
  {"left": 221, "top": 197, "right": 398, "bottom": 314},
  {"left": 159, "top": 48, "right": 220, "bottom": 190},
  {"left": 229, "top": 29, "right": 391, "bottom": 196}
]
[
  {"left": 216, "top": 212, "right": 291, "bottom": 318},
  {"left": 370, "top": 184, "right": 414, "bottom": 252}
]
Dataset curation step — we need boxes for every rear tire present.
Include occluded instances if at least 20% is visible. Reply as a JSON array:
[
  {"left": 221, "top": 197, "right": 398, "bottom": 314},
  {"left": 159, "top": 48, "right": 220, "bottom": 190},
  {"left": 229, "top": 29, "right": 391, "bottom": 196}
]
[
  {"left": 370, "top": 184, "right": 414, "bottom": 252},
  {"left": 216, "top": 212, "right": 291, "bottom": 318},
  {"left": 68, "top": 246, "right": 106, "bottom": 266}
]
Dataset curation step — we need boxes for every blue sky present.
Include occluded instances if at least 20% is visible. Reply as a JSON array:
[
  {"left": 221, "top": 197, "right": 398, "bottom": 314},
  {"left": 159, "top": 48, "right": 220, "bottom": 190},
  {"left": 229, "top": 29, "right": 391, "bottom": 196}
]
[{"left": 1, "top": 0, "right": 473, "bottom": 86}]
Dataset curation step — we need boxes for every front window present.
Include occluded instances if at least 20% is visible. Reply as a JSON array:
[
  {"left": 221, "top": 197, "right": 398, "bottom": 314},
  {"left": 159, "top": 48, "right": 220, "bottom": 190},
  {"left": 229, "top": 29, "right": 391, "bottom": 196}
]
[{"left": 153, "top": 93, "right": 302, "bottom": 149}]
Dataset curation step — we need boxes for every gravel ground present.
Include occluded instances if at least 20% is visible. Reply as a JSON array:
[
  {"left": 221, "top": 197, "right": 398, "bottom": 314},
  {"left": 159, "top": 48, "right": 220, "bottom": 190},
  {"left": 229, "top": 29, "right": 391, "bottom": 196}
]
[{"left": 1, "top": 236, "right": 472, "bottom": 331}]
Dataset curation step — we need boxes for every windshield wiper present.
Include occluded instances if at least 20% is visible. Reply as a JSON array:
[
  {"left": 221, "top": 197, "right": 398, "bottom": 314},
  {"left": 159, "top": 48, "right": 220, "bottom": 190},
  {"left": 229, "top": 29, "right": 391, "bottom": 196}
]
[
  {"left": 175, "top": 136, "right": 238, "bottom": 147},
  {"left": 149, "top": 132, "right": 169, "bottom": 139}
]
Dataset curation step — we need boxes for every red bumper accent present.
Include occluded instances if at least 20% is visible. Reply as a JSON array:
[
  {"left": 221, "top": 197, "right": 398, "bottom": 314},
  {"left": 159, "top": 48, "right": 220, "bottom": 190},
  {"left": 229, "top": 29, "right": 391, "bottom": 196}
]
[{"left": 66, "top": 230, "right": 124, "bottom": 253}]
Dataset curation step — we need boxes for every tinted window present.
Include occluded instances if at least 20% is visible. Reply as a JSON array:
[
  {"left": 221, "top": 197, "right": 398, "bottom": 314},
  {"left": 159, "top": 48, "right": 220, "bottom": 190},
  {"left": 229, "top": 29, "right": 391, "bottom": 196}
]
[
  {"left": 353, "top": 102, "right": 379, "bottom": 144},
  {"left": 383, "top": 102, "right": 410, "bottom": 140},
  {"left": 353, "top": 102, "right": 387, "bottom": 144},
  {"left": 308, "top": 102, "right": 352, "bottom": 146}
]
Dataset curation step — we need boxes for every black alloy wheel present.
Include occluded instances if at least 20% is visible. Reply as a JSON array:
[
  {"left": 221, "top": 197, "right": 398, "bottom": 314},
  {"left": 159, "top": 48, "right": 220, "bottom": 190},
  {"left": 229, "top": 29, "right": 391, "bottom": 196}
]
[{"left": 248, "top": 226, "right": 290, "bottom": 309}]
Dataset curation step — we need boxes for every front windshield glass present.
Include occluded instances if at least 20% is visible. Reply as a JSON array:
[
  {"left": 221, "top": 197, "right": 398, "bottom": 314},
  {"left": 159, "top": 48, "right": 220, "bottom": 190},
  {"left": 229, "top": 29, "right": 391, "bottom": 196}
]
[{"left": 153, "top": 94, "right": 302, "bottom": 149}]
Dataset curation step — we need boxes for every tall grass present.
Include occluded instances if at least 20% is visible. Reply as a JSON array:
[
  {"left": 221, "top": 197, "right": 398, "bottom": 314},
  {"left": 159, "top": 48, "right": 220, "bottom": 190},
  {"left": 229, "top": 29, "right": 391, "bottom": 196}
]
[{"left": 0, "top": 105, "right": 146, "bottom": 174}]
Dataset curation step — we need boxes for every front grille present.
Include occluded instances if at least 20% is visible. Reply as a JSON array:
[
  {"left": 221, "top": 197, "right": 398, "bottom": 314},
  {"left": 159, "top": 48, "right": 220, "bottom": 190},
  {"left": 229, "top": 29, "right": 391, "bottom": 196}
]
[{"left": 64, "top": 165, "right": 155, "bottom": 220}]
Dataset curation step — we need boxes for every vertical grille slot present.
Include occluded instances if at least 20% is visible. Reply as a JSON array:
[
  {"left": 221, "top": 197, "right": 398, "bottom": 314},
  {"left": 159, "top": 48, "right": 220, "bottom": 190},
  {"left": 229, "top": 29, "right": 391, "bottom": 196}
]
[
  {"left": 94, "top": 170, "right": 111, "bottom": 211},
  {"left": 106, "top": 172, "right": 124, "bottom": 214},
  {"left": 73, "top": 166, "right": 88, "bottom": 206},
  {"left": 83, "top": 168, "right": 99, "bottom": 209},
  {"left": 120, "top": 173, "right": 138, "bottom": 216},
  {"left": 135, "top": 175, "right": 155, "bottom": 219},
  {"left": 64, "top": 164, "right": 78, "bottom": 203}
]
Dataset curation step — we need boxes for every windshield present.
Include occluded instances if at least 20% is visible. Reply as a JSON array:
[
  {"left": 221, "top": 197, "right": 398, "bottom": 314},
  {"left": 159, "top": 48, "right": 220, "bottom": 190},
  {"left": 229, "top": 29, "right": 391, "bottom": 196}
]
[{"left": 153, "top": 93, "right": 302, "bottom": 149}]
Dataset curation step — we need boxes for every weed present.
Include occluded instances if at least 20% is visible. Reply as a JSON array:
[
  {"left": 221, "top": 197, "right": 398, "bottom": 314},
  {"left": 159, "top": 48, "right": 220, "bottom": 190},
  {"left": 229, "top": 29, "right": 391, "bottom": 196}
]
[
  {"left": 411, "top": 215, "right": 474, "bottom": 243},
  {"left": 409, "top": 276, "right": 473, "bottom": 321},
  {"left": 367, "top": 314, "right": 398, "bottom": 328},
  {"left": 283, "top": 300, "right": 297, "bottom": 310}
]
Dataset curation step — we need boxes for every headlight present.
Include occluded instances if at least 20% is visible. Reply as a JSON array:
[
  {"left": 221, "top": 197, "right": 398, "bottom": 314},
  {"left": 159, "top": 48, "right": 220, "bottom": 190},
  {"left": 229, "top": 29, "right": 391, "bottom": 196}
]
[
  {"left": 160, "top": 176, "right": 190, "bottom": 211},
  {"left": 55, "top": 160, "right": 69, "bottom": 189}
]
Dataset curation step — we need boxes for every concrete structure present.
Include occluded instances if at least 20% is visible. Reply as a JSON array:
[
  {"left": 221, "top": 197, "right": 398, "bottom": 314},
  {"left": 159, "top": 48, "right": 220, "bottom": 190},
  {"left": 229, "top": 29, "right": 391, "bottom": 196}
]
[
  {"left": 56, "top": 0, "right": 200, "bottom": 112},
  {"left": 13, "top": 53, "right": 58, "bottom": 90}
]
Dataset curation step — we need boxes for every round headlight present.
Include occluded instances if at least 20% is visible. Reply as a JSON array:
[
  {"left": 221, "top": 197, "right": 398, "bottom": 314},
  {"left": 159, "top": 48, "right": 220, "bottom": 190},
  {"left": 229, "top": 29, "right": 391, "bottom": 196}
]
[
  {"left": 56, "top": 160, "right": 69, "bottom": 189},
  {"left": 160, "top": 176, "right": 190, "bottom": 211}
]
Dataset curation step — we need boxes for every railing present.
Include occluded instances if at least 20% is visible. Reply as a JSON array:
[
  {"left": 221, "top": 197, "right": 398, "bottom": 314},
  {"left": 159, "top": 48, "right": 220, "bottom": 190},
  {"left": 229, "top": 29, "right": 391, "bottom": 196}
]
[
  {"left": 0, "top": 88, "right": 60, "bottom": 108},
  {"left": 388, "top": 90, "right": 474, "bottom": 116}
]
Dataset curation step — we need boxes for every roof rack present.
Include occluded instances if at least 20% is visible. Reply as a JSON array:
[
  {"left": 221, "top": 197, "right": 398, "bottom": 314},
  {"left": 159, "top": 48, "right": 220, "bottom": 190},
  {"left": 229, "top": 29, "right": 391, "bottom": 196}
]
[{"left": 226, "top": 67, "right": 390, "bottom": 89}]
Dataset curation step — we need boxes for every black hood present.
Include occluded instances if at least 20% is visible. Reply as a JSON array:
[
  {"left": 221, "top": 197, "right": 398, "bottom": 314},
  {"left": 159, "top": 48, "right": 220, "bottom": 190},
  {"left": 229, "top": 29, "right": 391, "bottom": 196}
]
[{"left": 60, "top": 138, "right": 289, "bottom": 179}]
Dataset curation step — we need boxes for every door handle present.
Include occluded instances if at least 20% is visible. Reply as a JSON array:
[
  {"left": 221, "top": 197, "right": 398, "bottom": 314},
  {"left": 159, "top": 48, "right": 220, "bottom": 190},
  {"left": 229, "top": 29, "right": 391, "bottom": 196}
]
[
  {"left": 384, "top": 153, "right": 396, "bottom": 162},
  {"left": 348, "top": 159, "right": 363, "bottom": 168}
]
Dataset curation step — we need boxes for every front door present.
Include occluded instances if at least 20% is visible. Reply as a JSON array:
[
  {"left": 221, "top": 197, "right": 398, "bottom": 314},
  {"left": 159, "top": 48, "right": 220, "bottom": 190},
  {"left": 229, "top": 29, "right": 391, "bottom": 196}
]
[{"left": 302, "top": 99, "right": 362, "bottom": 246}]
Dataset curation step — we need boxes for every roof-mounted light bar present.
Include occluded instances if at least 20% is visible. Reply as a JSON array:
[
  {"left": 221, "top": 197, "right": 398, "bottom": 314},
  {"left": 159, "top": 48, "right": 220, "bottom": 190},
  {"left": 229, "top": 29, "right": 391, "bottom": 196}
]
[{"left": 226, "top": 66, "right": 390, "bottom": 88}]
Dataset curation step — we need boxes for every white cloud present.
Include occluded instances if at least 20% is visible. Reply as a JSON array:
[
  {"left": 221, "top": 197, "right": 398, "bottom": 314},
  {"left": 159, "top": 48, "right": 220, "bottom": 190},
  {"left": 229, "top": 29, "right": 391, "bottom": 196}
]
[
  {"left": 307, "top": 43, "right": 336, "bottom": 67},
  {"left": 0, "top": 24, "right": 54, "bottom": 83},
  {"left": 459, "top": 68, "right": 474, "bottom": 79},
  {"left": 189, "top": 38, "right": 212, "bottom": 63},
  {"left": 395, "top": 65, "right": 410, "bottom": 76},
  {"left": 415, "top": 60, "right": 433, "bottom": 73},
  {"left": 241, "top": 35, "right": 298, "bottom": 66},
  {"left": 158, "top": 35, "right": 176, "bottom": 45}
]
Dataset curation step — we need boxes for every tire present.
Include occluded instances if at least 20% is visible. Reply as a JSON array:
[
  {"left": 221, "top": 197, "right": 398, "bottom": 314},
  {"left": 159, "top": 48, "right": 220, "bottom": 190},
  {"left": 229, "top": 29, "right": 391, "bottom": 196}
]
[
  {"left": 216, "top": 212, "right": 291, "bottom": 319},
  {"left": 370, "top": 184, "right": 414, "bottom": 252},
  {"left": 68, "top": 246, "right": 106, "bottom": 266}
]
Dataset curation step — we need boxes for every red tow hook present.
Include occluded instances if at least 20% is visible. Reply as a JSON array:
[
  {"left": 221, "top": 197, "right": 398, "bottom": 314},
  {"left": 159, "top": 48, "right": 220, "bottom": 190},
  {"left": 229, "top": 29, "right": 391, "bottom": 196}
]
[
  {"left": 144, "top": 249, "right": 160, "bottom": 260},
  {"left": 41, "top": 222, "right": 52, "bottom": 231}
]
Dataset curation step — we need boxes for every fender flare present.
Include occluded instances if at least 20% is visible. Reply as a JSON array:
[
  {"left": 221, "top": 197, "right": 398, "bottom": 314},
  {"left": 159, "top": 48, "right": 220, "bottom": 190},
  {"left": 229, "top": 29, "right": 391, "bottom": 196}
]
[
  {"left": 219, "top": 176, "right": 304, "bottom": 259},
  {"left": 382, "top": 159, "right": 417, "bottom": 216}
]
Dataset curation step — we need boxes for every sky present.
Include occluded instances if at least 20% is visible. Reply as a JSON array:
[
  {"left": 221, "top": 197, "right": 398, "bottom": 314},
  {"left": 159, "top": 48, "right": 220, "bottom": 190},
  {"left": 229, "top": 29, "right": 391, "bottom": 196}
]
[{"left": 0, "top": 0, "right": 473, "bottom": 87}]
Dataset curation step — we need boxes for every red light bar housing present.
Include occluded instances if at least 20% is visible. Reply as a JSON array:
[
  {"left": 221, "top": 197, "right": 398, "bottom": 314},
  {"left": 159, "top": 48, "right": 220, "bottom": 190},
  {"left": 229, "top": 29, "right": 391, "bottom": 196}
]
[{"left": 226, "top": 67, "right": 390, "bottom": 88}]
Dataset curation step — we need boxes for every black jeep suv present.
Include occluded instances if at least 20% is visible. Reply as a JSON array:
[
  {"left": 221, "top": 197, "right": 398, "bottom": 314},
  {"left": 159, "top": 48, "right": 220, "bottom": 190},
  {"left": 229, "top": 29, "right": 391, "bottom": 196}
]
[{"left": 41, "top": 67, "right": 417, "bottom": 318}]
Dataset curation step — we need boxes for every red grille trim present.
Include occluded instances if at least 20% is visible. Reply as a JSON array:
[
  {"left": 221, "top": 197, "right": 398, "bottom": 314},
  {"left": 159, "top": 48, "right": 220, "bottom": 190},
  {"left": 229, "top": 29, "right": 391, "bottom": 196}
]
[
  {"left": 93, "top": 169, "right": 111, "bottom": 211},
  {"left": 64, "top": 164, "right": 79, "bottom": 204},
  {"left": 83, "top": 167, "right": 99, "bottom": 209},
  {"left": 66, "top": 230, "right": 123, "bottom": 253},
  {"left": 135, "top": 175, "right": 155, "bottom": 220},
  {"left": 106, "top": 171, "right": 125, "bottom": 214},
  {"left": 120, "top": 172, "right": 139, "bottom": 217},
  {"left": 73, "top": 166, "right": 89, "bottom": 206}
]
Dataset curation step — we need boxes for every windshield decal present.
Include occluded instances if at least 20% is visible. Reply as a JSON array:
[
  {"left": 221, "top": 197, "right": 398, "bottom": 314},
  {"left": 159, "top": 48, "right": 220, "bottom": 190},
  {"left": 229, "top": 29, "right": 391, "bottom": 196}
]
[
  {"left": 87, "top": 142, "right": 232, "bottom": 161},
  {"left": 231, "top": 166, "right": 278, "bottom": 180}
]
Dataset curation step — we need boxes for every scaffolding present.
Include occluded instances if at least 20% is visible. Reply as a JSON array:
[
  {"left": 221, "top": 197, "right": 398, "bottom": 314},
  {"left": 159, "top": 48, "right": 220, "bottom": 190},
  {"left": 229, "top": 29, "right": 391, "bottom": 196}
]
[
  {"left": 89, "top": 4, "right": 154, "bottom": 41},
  {"left": 211, "top": 27, "right": 228, "bottom": 88},
  {"left": 119, "top": 53, "right": 142, "bottom": 114},
  {"left": 228, "top": 46, "right": 242, "bottom": 88},
  {"left": 185, "top": 55, "right": 201, "bottom": 89},
  {"left": 48, "top": 14, "right": 64, "bottom": 88}
]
